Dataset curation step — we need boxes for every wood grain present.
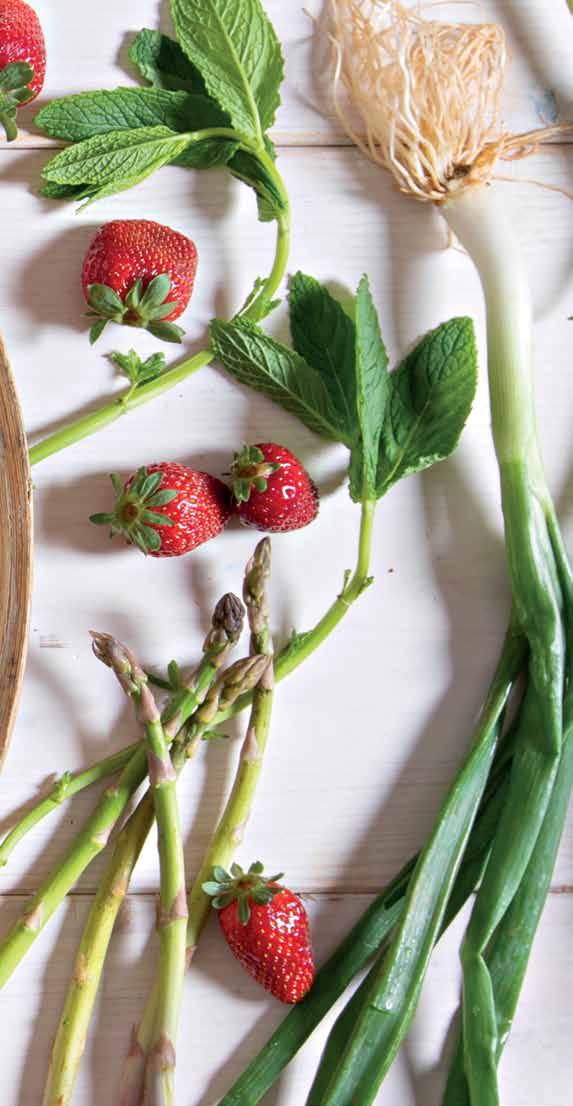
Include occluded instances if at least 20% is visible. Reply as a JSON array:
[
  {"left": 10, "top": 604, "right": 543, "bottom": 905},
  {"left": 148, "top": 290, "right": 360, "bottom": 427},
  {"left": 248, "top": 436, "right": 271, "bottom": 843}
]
[{"left": 0, "top": 337, "right": 32, "bottom": 767}]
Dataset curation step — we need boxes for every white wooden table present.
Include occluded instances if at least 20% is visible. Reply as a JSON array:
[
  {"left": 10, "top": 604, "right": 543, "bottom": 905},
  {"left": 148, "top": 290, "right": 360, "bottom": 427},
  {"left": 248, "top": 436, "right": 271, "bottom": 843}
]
[{"left": 1, "top": 2, "right": 573, "bottom": 1103}]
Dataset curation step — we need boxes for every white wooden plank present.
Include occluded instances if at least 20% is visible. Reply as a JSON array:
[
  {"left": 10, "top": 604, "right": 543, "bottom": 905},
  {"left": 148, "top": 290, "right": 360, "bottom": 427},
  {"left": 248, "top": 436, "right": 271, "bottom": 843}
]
[
  {"left": 0, "top": 890, "right": 570, "bottom": 1105},
  {"left": 0, "top": 146, "right": 572, "bottom": 895},
  {"left": 2, "top": 0, "right": 573, "bottom": 148}
]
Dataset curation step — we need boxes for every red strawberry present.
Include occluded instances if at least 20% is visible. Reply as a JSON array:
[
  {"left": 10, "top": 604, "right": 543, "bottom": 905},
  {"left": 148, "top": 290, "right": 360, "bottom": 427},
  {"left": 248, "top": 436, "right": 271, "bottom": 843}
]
[
  {"left": 0, "top": 0, "right": 46, "bottom": 141},
  {"left": 81, "top": 220, "right": 198, "bottom": 345},
  {"left": 90, "top": 462, "right": 232, "bottom": 557},
  {"left": 204, "top": 862, "right": 315, "bottom": 1004},
  {"left": 230, "top": 443, "right": 319, "bottom": 533}
]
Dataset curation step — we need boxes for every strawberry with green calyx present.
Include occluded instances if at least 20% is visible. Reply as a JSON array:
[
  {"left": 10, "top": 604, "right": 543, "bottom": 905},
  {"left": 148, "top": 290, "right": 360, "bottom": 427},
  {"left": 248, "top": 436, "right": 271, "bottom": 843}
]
[
  {"left": 81, "top": 219, "right": 198, "bottom": 345},
  {"left": 0, "top": 0, "right": 46, "bottom": 141},
  {"left": 204, "top": 861, "right": 315, "bottom": 1004},
  {"left": 90, "top": 462, "right": 232, "bottom": 557},
  {"left": 230, "top": 443, "right": 319, "bottom": 533}
]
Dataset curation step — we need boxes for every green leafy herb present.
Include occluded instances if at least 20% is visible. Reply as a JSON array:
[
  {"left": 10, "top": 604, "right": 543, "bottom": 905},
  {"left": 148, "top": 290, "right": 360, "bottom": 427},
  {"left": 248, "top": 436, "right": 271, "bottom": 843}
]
[
  {"left": 109, "top": 350, "right": 167, "bottom": 390},
  {"left": 229, "top": 136, "right": 286, "bottom": 221},
  {"left": 376, "top": 316, "right": 476, "bottom": 496},
  {"left": 289, "top": 271, "right": 357, "bottom": 431},
  {"left": 129, "top": 28, "right": 202, "bottom": 92},
  {"left": 210, "top": 318, "right": 353, "bottom": 444},
  {"left": 171, "top": 0, "right": 284, "bottom": 143},
  {"left": 213, "top": 279, "right": 476, "bottom": 507},
  {"left": 41, "top": 125, "right": 192, "bottom": 187},
  {"left": 35, "top": 88, "right": 193, "bottom": 142},
  {"left": 354, "top": 276, "right": 389, "bottom": 496}
]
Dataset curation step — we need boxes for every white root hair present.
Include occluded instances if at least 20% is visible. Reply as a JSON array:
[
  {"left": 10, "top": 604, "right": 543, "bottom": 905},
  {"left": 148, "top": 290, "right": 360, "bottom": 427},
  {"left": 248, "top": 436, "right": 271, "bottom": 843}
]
[{"left": 328, "top": 0, "right": 572, "bottom": 202}]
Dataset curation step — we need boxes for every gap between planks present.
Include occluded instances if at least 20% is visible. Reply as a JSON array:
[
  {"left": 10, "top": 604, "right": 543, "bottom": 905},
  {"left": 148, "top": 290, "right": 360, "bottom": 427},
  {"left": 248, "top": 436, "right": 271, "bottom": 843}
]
[
  {"left": 1, "top": 887, "right": 572, "bottom": 898},
  {"left": 2, "top": 136, "right": 573, "bottom": 153}
]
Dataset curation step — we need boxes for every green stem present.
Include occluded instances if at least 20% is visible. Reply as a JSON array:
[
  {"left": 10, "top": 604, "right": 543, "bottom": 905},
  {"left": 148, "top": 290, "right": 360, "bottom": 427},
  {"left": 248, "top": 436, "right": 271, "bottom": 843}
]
[
  {"left": 41, "top": 794, "right": 154, "bottom": 1106},
  {"left": 216, "top": 702, "right": 520, "bottom": 1106},
  {"left": 0, "top": 595, "right": 243, "bottom": 870},
  {"left": 28, "top": 172, "right": 290, "bottom": 468},
  {"left": 0, "top": 744, "right": 140, "bottom": 868},
  {"left": 219, "top": 498, "right": 376, "bottom": 716},
  {"left": 305, "top": 627, "right": 524, "bottom": 1106},
  {"left": 141, "top": 711, "right": 187, "bottom": 1106},
  {"left": 442, "top": 183, "right": 568, "bottom": 1106},
  {"left": 4, "top": 495, "right": 375, "bottom": 878},
  {"left": 0, "top": 646, "right": 219, "bottom": 988},
  {"left": 117, "top": 654, "right": 270, "bottom": 1106},
  {"left": 0, "top": 745, "right": 150, "bottom": 989}
]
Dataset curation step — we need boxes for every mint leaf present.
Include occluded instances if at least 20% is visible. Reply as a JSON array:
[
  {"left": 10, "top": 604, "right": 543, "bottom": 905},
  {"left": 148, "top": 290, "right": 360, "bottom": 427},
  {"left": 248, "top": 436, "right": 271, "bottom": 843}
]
[
  {"left": 129, "top": 28, "right": 202, "bottom": 91},
  {"left": 376, "top": 317, "right": 477, "bottom": 497},
  {"left": 171, "top": 0, "right": 284, "bottom": 142},
  {"left": 41, "top": 126, "right": 192, "bottom": 187},
  {"left": 354, "top": 276, "right": 389, "bottom": 496},
  {"left": 289, "top": 272, "right": 357, "bottom": 438},
  {"left": 228, "top": 146, "right": 285, "bottom": 221},
  {"left": 35, "top": 88, "right": 193, "bottom": 142},
  {"left": 211, "top": 318, "right": 353, "bottom": 445}
]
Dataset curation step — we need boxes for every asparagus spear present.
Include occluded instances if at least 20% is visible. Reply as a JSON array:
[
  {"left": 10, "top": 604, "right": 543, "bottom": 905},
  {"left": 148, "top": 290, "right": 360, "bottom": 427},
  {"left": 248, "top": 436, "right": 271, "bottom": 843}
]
[
  {"left": 90, "top": 632, "right": 188, "bottom": 1106},
  {"left": 117, "top": 539, "right": 275, "bottom": 1106},
  {"left": 39, "top": 594, "right": 246, "bottom": 1106},
  {"left": 0, "top": 595, "right": 243, "bottom": 991}
]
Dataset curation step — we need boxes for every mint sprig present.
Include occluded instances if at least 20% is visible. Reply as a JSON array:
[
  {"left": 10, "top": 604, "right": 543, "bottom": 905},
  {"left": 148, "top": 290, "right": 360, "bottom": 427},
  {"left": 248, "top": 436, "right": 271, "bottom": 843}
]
[
  {"left": 36, "top": 0, "right": 287, "bottom": 224},
  {"left": 211, "top": 274, "right": 478, "bottom": 504}
]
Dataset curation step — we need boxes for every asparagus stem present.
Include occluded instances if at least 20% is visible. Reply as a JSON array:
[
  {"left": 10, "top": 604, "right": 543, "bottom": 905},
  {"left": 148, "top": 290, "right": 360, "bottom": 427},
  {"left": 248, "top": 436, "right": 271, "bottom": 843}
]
[
  {"left": 89, "top": 634, "right": 188, "bottom": 1106},
  {"left": 0, "top": 597, "right": 243, "bottom": 989},
  {"left": 0, "top": 595, "right": 244, "bottom": 872},
  {"left": 9, "top": 492, "right": 375, "bottom": 856},
  {"left": 28, "top": 203, "right": 290, "bottom": 468},
  {"left": 0, "top": 742, "right": 150, "bottom": 989},
  {"left": 41, "top": 794, "right": 155, "bottom": 1106},
  {"left": 0, "top": 745, "right": 139, "bottom": 868},
  {"left": 117, "top": 543, "right": 275, "bottom": 1106},
  {"left": 116, "top": 652, "right": 270, "bottom": 1106}
]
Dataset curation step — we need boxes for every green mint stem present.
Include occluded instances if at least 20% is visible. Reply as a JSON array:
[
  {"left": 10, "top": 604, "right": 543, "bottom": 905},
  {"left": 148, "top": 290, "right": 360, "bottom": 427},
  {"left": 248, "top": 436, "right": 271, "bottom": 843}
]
[
  {"left": 41, "top": 794, "right": 154, "bottom": 1106},
  {"left": 28, "top": 190, "right": 290, "bottom": 468},
  {"left": 217, "top": 497, "right": 376, "bottom": 721}
]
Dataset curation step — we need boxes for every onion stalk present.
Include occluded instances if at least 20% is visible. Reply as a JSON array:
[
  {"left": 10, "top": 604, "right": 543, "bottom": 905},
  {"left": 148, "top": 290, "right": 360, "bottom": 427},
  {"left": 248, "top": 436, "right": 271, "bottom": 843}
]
[{"left": 300, "top": 3, "right": 573, "bottom": 1103}]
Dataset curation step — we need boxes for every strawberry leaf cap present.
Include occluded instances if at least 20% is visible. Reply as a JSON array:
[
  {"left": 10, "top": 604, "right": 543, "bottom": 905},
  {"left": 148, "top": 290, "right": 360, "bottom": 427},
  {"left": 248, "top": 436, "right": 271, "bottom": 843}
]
[
  {"left": 89, "top": 466, "right": 178, "bottom": 554},
  {"left": 230, "top": 444, "right": 281, "bottom": 505},
  {"left": 86, "top": 273, "right": 185, "bottom": 345},
  {"left": 0, "top": 62, "right": 35, "bottom": 142},
  {"left": 203, "top": 860, "right": 285, "bottom": 924}
]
